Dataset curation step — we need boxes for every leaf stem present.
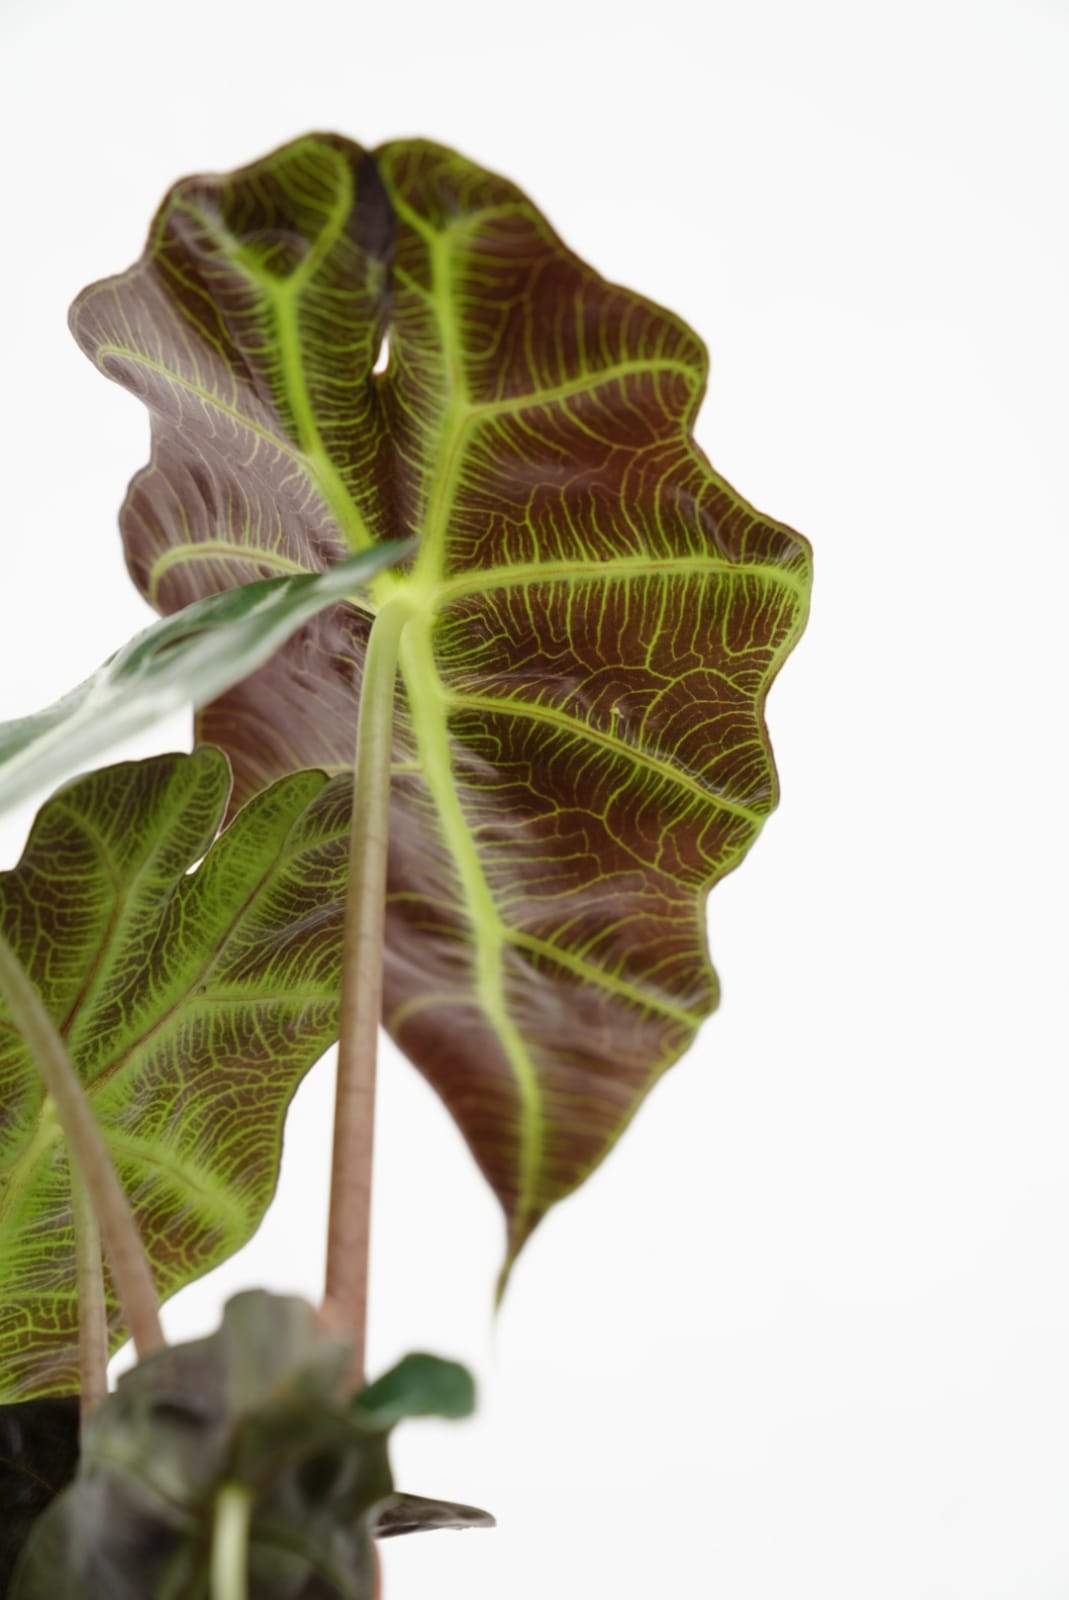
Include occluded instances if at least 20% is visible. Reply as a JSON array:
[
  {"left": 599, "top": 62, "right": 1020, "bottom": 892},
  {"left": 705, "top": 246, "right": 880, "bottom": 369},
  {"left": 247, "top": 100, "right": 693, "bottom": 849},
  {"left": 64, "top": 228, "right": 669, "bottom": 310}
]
[
  {"left": 323, "top": 593, "right": 412, "bottom": 1381},
  {"left": 211, "top": 1481, "right": 253, "bottom": 1600},
  {"left": 70, "top": 1160, "right": 109, "bottom": 1424},
  {"left": 0, "top": 930, "right": 165, "bottom": 1361}
]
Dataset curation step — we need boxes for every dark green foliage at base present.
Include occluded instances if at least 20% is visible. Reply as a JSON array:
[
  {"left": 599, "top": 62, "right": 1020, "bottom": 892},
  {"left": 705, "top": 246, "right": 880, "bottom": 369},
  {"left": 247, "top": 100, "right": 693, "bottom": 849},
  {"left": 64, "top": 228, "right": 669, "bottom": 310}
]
[{"left": 11, "top": 1292, "right": 489, "bottom": 1599}]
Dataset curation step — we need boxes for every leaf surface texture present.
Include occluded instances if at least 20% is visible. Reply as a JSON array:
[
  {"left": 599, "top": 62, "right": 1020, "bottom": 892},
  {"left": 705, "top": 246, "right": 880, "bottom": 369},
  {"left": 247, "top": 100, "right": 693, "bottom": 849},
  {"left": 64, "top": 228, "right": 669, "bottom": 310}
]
[
  {"left": 71, "top": 136, "right": 812, "bottom": 1268},
  {"left": 0, "top": 751, "right": 351, "bottom": 1397}
]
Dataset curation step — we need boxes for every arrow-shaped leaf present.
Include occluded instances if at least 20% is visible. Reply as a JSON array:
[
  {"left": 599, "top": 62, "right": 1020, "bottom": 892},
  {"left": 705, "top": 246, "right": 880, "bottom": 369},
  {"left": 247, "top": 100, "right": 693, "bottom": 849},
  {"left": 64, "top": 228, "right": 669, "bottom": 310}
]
[
  {"left": 71, "top": 135, "right": 813, "bottom": 1275},
  {"left": 0, "top": 750, "right": 353, "bottom": 1400},
  {"left": 0, "top": 544, "right": 409, "bottom": 817}
]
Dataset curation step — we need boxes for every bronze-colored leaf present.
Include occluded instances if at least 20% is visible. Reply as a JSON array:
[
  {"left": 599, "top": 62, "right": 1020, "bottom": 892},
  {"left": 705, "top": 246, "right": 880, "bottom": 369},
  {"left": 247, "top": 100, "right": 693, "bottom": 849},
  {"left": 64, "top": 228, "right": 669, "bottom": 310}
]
[
  {"left": 11, "top": 1291, "right": 482, "bottom": 1599},
  {"left": 71, "top": 136, "right": 812, "bottom": 1276}
]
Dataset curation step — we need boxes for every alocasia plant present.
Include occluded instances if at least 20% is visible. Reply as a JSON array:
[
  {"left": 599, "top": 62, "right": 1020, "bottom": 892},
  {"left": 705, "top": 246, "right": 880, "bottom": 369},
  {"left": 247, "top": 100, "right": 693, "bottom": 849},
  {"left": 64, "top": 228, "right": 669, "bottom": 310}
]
[
  {"left": 0, "top": 131, "right": 810, "bottom": 1594},
  {"left": 71, "top": 134, "right": 812, "bottom": 1280}
]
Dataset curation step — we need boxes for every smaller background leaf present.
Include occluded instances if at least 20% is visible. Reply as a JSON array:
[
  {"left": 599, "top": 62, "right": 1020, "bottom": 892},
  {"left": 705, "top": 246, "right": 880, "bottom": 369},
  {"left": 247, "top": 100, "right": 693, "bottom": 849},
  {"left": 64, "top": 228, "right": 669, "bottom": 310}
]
[{"left": 0, "top": 751, "right": 357, "bottom": 1399}]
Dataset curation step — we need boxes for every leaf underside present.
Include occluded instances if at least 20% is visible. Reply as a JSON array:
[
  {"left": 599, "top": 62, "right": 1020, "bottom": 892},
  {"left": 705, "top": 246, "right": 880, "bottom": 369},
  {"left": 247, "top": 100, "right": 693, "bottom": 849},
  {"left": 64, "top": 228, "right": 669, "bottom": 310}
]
[
  {"left": 71, "top": 135, "right": 812, "bottom": 1271},
  {"left": 0, "top": 751, "right": 353, "bottom": 1399}
]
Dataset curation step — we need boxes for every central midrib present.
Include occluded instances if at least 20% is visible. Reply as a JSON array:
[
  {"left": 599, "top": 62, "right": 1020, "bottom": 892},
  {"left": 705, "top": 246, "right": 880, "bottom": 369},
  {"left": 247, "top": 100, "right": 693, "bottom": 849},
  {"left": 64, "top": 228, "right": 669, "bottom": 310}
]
[
  {"left": 0, "top": 1102, "right": 62, "bottom": 1232},
  {"left": 399, "top": 618, "right": 544, "bottom": 1213},
  {"left": 270, "top": 273, "right": 373, "bottom": 555},
  {"left": 391, "top": 200, "right": 546, "bottom": 1234}
]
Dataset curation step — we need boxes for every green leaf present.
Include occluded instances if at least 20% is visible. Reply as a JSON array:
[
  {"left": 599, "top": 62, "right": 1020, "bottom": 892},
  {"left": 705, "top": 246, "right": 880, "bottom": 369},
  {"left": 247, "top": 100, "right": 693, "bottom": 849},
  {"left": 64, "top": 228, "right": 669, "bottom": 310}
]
[
  {"left": 0, "top": 1399, "right": 80, "bottom": 1589},
  {"left": 0, "top": 1408, "right": 492, "bottom": 1585},
  {"left": 0, "top": 750, "right": 355, "bottom": 1400},
  {"left": 71, "top": 135, "right": 813, "bottom": 1276},
  {"left": 0, "top": 545, "right": 410, "bottom": 818},
  {"left": 11, "top": 1290, "right": 484, "bottom": 1599},
  {"left": 353, "top": 1353, "right": 475, "bottom": 1429}
]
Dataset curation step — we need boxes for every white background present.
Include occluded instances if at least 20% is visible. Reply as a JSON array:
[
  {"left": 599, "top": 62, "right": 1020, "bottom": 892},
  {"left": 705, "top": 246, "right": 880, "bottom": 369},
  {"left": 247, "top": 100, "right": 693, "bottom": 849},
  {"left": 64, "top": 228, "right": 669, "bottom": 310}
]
[{"left": 1, "top": 1, "right": 1067, "bottom": 1594}]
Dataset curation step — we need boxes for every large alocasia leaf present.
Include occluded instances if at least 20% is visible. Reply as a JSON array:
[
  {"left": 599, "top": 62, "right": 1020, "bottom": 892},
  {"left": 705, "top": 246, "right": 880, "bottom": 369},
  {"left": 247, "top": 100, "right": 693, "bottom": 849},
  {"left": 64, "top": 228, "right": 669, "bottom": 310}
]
[
  {"left": 12, "top": 1291, "right": 487, "bottom": 1599},
  {"left": 0, "top": 545, "right": 409, "bottom": 817},
  {"left": 0, "top": 750, "right": 353, "bottom": 1399},
  {"left": 71, "top": 136, "right": 812, "bottom": 1273}
]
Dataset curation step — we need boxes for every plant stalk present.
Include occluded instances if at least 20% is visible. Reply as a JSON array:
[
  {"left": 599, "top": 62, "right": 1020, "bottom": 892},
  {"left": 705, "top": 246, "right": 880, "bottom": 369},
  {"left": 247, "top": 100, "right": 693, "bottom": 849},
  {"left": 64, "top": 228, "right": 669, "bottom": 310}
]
[
  {"left": 323, "top": 594, "right": 410, "bottom": 1382},
  {"left": 70, "top": 1160, "right": 109, "bottom": 1424},
  {"left": 0, "top": 930, "right": 165, "bottom": 1360},
  {"left": 211, "top": 1482, "right": 252, "bottom": 1600}
]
